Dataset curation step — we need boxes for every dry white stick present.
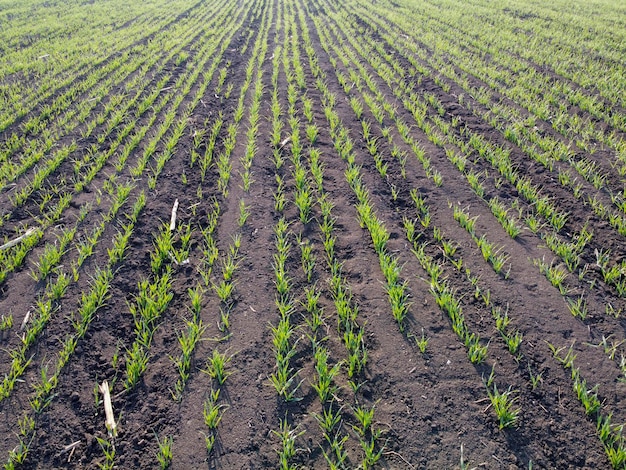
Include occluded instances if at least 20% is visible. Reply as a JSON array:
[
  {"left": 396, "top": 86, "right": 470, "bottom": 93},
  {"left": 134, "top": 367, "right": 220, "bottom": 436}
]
[
  {"left": 279, "top": 136, "right": 291, "bottom": 148},
  {"left": 0, "top": 228, "right": 37, "bottom": 251},
  {"left": 60, "top": 440, "right": 81, "bottom": 454},
  {"left": 20, "top": 310, "right": 31, "bottom": 331},
  {"left": 99, "top": 381, "right": 117, "bottom": 437},
  {"left": 169, "top": 199, "right": 179, "bottom": 232},
  {"left": 68, "top": 445, "right": 76, "bottom": 463}
]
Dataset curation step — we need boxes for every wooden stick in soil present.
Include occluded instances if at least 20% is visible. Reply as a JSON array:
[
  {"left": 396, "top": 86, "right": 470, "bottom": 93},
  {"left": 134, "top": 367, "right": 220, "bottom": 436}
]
[
  {"left": 99, "top": 381, "right": 117, "bottom": 437},
  {"left": 0, "top": 228, "right": 37, "bottom": 251},
  {"left": 20, "top": 310, "right": 31, "bottom": 331},
  {"left": 170, "top": 199, "right": 179, "bottom": 232}
]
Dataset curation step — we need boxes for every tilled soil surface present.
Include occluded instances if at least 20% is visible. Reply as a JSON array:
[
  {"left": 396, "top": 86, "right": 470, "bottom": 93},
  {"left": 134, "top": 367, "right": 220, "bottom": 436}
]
[{"left": 0, "top": 0, "right": 625, "bottom": 468}]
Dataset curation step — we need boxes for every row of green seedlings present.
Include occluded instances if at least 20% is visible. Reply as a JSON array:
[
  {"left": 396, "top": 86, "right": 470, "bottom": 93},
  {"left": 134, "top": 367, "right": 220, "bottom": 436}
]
[
  {"left": 94, "top": 202, "right": 175, "bottom": 470},
  {"left": 533, "top": 246, "right": 620, "bottom": 323},
  {"left": 313, "top": 202, "right": 382, "bottom": 469},
  {"left": 237, "top": 42, "right": 266, "bottom": 194},
  {"left": 347, "top": 78, "right": 416, "bottom": 184},
  {"left": 286, "top": 1, "right": 306, "bottom": 91},
  {"left": 324, "top": 13, "right": 483, "bottom": 215},
  {"left": 292, "top": 11, "right": 385, "bottom": 467},
  {"left": 296, "top": 24, "right": 371, "bottom": 393},
  {"left": 200, "top": 204, "right": 248, "bottom": 457},
  {"left": 197, "top": 1, "right": 277, "bottom": 455},
  {"left": 343, "top": 16, "right": 617, "bottom": 305},
  {"left": 201, "top": 203, "right": 243, "bottom": 458},
  {"left": 593, "top": 248, "right": 626, "bottom": 299},
  {"left": 202, "top": 344, "right": 232, "bottom": 457},
  {"left": 277, "top": 16, "right": 316, "bottom": 224},
  {"left": 404, "top": 214, "right": 523, "bottom": 428},
  {"left": 452, "top": 113, "right": 588, "bottom": 239},
  {"left": 5, "top": 5, "right": 218, "bottom": 208},
  {"left": 481, "top": 16, "right": 622, "bottom": 138},
  {"left": 149, "top": 10, "right": 251, "bottom": 196},
  {"left": 266, "top": 11, "right": 311, "bottom": 469},
  {"left": 325, "top": 3, "right": 572, "bottom": 242},
  {"left": 548, "top": 342, "right": 626, "bottom": 468},
  {"left": 313, "top": 13, "right": 450, "bottom": 337},
  {"left": 590, "top": 335, "right": 626, "bottom": 384},
  {"left": 404, "top": 188, "right": 525, "bottom": 357},
  {"left": 0, "top": 184, "right": 137, "bottom": 403},
  {"left": 71, "top": 13, "right": 221, "bottom": 185},
  {"left": 302, "top": 4, "right": 375, "bottom": 384},
  {"left": 0, "top": 0, "right": 189, "bottom": 135},
  {"left": 337, "top": 31, "right": 521, "bottom": 248},
  {"left": 169, "top": 288, "right": 206, "bottom": 401},
  {"left": 191, "top": 111, "right": 224, "bottom": 183},
  {"left": 312, "top": 22, "right": 498, "bottom": 363},
  {"left": 205, "top": 0, "right": 276, "bottom": 331},
  {"left": 403, "top": 222, "right": 488, "bottom": 364},
  {"left": 1, "top": 47, "right": 145, "bottom": 189},
  {"left": 0, "top": 175, "right": 123, "bottom": 288},
  {"left": 170, "top": 214, "right": 242, "bottom": 461},
  {"left": 424, "top": 21, "right": 602, "bottom": 163},
  {"left": 268, "top": 16, "right": 319, "bottom": 470},
  {"left": 269, "top": 11, "right": 303, "bottom": 403},
  {"left": 270, "top": 10, "right": 326, "bottom": 470},
  {"left": 343, "top": 141, "right": 411, "bottom": 331},
  {"left": 213, "top": 8, "right": 269, "bottom": 199},
  {"left": 445, "top": 126, "right": 601, "bottom": 293},
  {"left": 451, "top": 203, "right": 511, "bottom": 278},
  {"left": 451, "top": 165, "right": 522, "bottom": 239},
  {"left": 130, "top": 0, "right": 244, "bottom": 189},
  {"left": 362, "top": 8, "right": 616, "bottom": 284},
  {"left": 352, "top": 0, "right": 620, "bottom": 165},
  {"left": 0, "top": 188, "right": 72, "bottom": 282},
  {"left": 407, "top": 187, "right": 527, "bottom": 426},
  {"left": 326, "top": 13, "right": 526, "bottom": 250},
  {"left": 141, "top": 8, "right": 247, "bottom": 192},
  {"left": 411, "top": 10, "right": 626, "bottom": 167},
  {"left": 170, "top": 199, "right": 221, "bottom": 401},
  {"left": 7, "top": 154, "right": 140, "bottom": 295},
  {"left": 184, "top": 55, "right": 231, "bottom": 191},
  {"left": 465, "top": 77, "right": 611, "bottom": 191},
  {"left": 75, "top": 70, "right": 175, "bottom": 191},
  {"left": 452, "top": 80, "right": 626, "bottom": 242},
  {"left": 325, "top": 156, "right": 399, "bottom": 466},
  {"left": 103, "top": 163, "right": 234, "bottom": 459},
  {"left": 116, "top": 24, "right": 233, "bottom": 184},
  {"left": 269, "top": 218, "right": 302, "bottom": 402},
  {"left": 185, "top": 66, "right": 232, "bottom": 186},
  {"left": 314, "top": 10, "right": 443, "bottom": 190},
  {"left": 267, "top": 42, "right": 346, "bottom": 470},
  {"left": 122, "top": 222, "right": 181, "bottom": 391},
  {"left": 365, "top": 52, "right": 533, "bottom": 365},
  {"left": 288, "top": 117, "right": 315, "bottom": 224},
  {"left": 0, "top": 0, "right": 239, "bottom": 285},
  {"left": 1, "top": 39, "right": 123, "bottom": 135},
  {"left": 30, "top": 179, "right": 133, "bottom": 283},
  {"left": 318, "top": 16, "right": 514, "bottom": 341},
  {"left": 325, "top": 42, "right": 440, "bottom": 190},
  {"left": 111, "top": 16, "right": 250, "bottom": 395},
  {"left": 303, "top": 0, "right": 514, "bottom": 459},
  {"left": 4, "top": 192, "right": 145, "bottom": 468},
  {"left": 212, "top": 232, "right": 242, "bottom": 334}
]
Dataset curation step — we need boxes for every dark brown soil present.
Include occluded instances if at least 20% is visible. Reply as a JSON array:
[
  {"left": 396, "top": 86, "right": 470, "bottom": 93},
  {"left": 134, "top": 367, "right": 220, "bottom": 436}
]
[{"left": 0, "top": 0, "right": 625, "bottom": 469}]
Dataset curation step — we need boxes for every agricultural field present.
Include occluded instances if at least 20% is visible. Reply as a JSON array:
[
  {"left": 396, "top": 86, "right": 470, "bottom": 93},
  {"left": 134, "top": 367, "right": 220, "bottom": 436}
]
[{"left": 0, "top": 0, "right": 626, "bottom": 467}]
